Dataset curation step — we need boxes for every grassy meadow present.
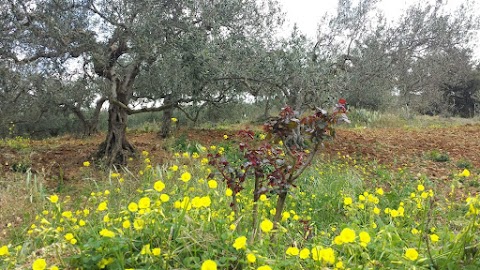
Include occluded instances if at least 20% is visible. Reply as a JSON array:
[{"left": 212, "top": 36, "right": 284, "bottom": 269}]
[{"left": 1, "top": 114, "right": 480, "bottom": 270}]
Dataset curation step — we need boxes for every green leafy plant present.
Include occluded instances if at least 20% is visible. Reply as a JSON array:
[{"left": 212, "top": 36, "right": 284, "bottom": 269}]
[
  {"left": 348, "top": 108, "right": 381, "bottom": 126},
  {"left": 427, "top": 150, "right": 450, "bottom": 162},
  {"left": 456, "top": 158, "right": 473, "bottom": 169}
]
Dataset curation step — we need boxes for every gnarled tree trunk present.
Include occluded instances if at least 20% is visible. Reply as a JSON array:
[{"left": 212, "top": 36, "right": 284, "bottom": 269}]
[
  {"left": 70, "top": 97, "right": 107, "bottom": 137},
  {"left": 96, "top": 92, "right": 135, "bottom": 166},
  {"left": 159, "top": 94, "right": 173, "bottom": 138},
  {"left": 83, "top": 121, "right": 100, "bottom": 137}
]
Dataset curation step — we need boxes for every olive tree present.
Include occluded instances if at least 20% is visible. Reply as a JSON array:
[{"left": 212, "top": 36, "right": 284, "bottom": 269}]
[
  {"left": 313, "top": 0, "right": 479, "bottom": 112},
  {"left": 1, "top": 0, "right": 283, "bottom": 165}
]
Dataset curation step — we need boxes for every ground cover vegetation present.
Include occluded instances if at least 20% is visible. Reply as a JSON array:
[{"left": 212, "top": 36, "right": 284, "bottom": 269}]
[
  {"left": 2, "top": 0, "right": 480, "bottom": 269},
  {"left": 2, "top": 111, "right": 480, "bottom": 269}
]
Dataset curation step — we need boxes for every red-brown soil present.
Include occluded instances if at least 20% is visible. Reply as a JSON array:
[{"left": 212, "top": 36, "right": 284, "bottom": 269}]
[
  {"left": 1, "top": 125, "right": 479, "bottom": 186},
  {"left": 326, "top": 124, "right": 480, "bottom": 179}
]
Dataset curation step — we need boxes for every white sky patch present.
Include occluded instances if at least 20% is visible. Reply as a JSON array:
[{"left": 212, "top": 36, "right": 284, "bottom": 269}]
[
  {"left": 278, "top": 0, "right": 336, "bottom": 38},
  {"left": 278, "top": 0, "right": 480, "bottom": 59}
]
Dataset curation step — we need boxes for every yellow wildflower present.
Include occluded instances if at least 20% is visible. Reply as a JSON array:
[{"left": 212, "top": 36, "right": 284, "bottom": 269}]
[
  {"left": 405, "top": 248, "right": 419, "bottom": 261},
  {"left": 32, "top": 258, "right": 47, "bottom": 270},
  {"left": 140, "top": 244, "right": 151, "bottom": 255},
  {"left": 339, "top": 228, "right": 356, "bottom": 243},
  {"left": 64, "top": 233, "right": 74, "bottom": 241},
  {"left": 62, "top": 211, "right": 73, "bottom": 219},
  {"left": 320, "top": 247, "right": 335, "bottom": 265},
  {"left": 208, "top": 180, "right": 218, "bottom": 189},
  {"left": 0, "top": 245, "right": 10, "bottom": 256},
  {"left": 49, "top": 195, "right": 59, "bottom": 203},
  {"left": 138, "top": 197, "right": 151, "bottom": 209},
  {"left": 334, "top": 236, "right": 343, "bottom": 245},
  {"left": 200, "top": 196, "right": 211, "bottom": 207},
  {"left": 160, "top": 194, "right": 170, "bottom": 202},
  {"left": 286, "top": 246, "right": 299, "bottom": 256},
  {"left": 359, "top": 231, "right": 371, "bottom": 247},
  {"left": 97, "top": 258, "right": 114, "bottom": 269},
  {"left": 281, "top": 211, "right": 291, "bottom": 221},
  {"left": 233, "top": 236, "right": 247, "bottom": 250},
  {"left": 152, "top": 248, "right": 161, "bottom": 256},
  {"left": 180, "top": 172, "right": 192, "bottom": 182},
  {"left": 97, "top": 201, "right": 108, "bottom": 211},
  {"left": 390, "top": 209, "right": 400, "bottom": 218},
  {"left": 99, "top": 228, "right": 115, "bottom": 238},
  {"left": 134, "top": 219, "right": 145, "bottom": 230},
  {"left": 128, "top": 202, "right": 138, "bottom": 212},
  {"left": 201, "top": 260, "right": 217, "bottom": 270},
  {"left": 459, "top": 169, "right": 471, "bottom": 177},
  {"left": 103, "top": 214, "right": 110, "bottom": 223},
  {"left": 246, "top": 253, "right": 256, "bottom": 263},
  {"left": 299, "top": 248, "right": 310, "bottom": 259},
  {"left": 343, "top": 197, "right": 353, "bottom": 206},
  {"left": 430, "top": 234, "right": 440, "bottom": 243},
  {"left": 153, "top": 180, "right": 165, "bottom": 192},
  {"left": 260, "top": 219, "right": 274, "bottom": 233}
]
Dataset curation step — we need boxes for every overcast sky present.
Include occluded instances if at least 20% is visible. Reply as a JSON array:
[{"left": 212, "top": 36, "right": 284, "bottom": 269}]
[{"left": 278, "top": 0, "right": 479, "bottom": 57}]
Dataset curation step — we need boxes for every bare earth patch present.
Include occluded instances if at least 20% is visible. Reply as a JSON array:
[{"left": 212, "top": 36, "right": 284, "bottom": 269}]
[
  {"left": 1, "top": 125, "right": 479, "bottom": 186},
  {"left": 325, "top": 125, "right": 480, "bottom": 180}
]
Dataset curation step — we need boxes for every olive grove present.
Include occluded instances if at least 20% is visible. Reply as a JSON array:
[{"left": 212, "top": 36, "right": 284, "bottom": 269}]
[{"left": 1, "top": 0, "right": 479, "bottom": 166}]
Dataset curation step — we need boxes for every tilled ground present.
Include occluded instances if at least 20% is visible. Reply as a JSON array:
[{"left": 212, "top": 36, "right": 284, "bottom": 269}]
[
  {"left": 1, "top": 125, "right": 479, "bottom": 185},
  {"left": 325, "top": 125, "right": 480, "bottom": 180}
]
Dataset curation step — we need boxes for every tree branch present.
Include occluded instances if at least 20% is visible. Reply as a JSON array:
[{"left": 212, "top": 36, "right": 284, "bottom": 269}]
[
  {"left": 87, "top": 2, "right": 127, "bottom": 30},
  {"left": 108, "top": 99, "right": 177, "bottom": 115},
  {"left": 212, "top": 76, "right": 287, "bottom": 92}
]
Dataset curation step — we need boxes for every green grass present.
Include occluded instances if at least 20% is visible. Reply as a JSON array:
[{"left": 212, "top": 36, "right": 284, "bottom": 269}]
[
  {"left": 1, "top": 140, "right": 480, "bottom": 269},
  {"left": 347, "top": 108, "right": 480, "bottom": 129}
]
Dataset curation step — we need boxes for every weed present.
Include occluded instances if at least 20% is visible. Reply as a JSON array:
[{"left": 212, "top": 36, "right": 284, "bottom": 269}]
[
  {"left": 427, "top": 149, "right": 450, "bottom": 162},
  {"left": 456, "top": 158, "right": 473, "bottom": 169},
  {"left": 10, "top": 162, "right": 31, "bottom": 173},
  {"left": 0, "top": 137, "right": 31, "bottom": 151}
]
